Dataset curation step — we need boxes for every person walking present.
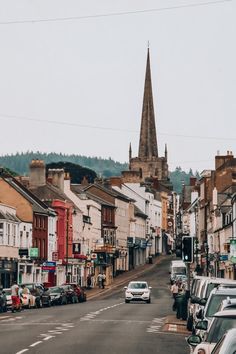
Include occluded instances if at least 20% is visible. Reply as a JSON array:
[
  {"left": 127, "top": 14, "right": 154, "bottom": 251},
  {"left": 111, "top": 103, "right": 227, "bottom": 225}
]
[
  {"left": 170, "top": 281, "right": 179, "bottom": 311},
  {"left": 87, "top": 274, "right": 92, "bottom": 289},
  {"left": 97, "top": 273, "right": 103, "bottom": 289},
  {"left": 101, "top": 272, "right": 106, "bottom": 289},
  {"left": 11, "top": 281, "right": 20, "bottom": 313}
]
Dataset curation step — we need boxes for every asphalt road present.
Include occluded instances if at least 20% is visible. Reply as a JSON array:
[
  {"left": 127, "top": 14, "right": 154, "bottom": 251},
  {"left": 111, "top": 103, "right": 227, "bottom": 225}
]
[{"left": 0, "top": 258, "right": 189, "bottom": 354}]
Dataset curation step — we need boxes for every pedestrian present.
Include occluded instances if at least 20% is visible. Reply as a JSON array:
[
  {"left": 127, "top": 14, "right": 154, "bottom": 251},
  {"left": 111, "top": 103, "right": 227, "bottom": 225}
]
[
  {"left": 11, "top": 281, "right": 21, "bottom": 313},
  {"left": 101, "top": 272, "right": 106, "bottom": 289},
  {"left": 97, "top": 273, "right": 103, "bottom": 289},
  {"left": 87, "top": 274, "right": 92, "bottom": 289},
  {"left": 170, "top": 281, "right": 179, "bottom": 311}
]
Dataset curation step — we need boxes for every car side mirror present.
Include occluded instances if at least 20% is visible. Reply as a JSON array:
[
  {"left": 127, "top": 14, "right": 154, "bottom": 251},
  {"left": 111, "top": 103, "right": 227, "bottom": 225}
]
[
  {"left": 199, "top": 298, "right": 207, "bottom": 306},
  {"left": 124, "top": 286, "right": 128, "bottom": 290},
  {"left": 187, "top": 335, "right": 202, "bottom": 347},
  {"left": 195, "top": 320, "right": 208, "bottom": 331}
]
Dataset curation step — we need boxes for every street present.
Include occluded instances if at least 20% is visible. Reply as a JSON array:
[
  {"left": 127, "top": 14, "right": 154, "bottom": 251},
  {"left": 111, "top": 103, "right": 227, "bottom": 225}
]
[{"left": 0, "top": 258, "right": 189, "bottom": 354}]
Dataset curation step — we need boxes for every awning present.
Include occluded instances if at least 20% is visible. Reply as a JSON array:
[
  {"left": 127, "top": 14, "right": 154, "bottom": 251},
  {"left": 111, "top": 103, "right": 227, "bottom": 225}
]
[{"left": 73, "top": 254, "right": 87, "bottom": 260}]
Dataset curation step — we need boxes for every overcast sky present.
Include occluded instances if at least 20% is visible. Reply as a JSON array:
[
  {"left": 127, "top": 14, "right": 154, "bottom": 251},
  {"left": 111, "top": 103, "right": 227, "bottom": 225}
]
[{"left": 0, "top": 0, "right": 235, "bottom": 173}]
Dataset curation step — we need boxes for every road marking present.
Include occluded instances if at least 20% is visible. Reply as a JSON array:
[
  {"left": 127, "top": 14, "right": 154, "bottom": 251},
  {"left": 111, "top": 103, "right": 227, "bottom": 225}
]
[
  {"left": 15, "top": 350, "right": 29, "bottom": 354},
  {"left": 0, "top": 316, "right": 10, "bottom": 320},
  {"left": 47, "top": 330, "right": 62, "bottom": 334},
  {"left": 43, "top": 336, "right": 55, "bottom": 341},
  {"left": 30, "top": 341, "right": 42, "bottom": 347},
  {"left": 55, "top": 327, "right": 69, "bottom": 331}
]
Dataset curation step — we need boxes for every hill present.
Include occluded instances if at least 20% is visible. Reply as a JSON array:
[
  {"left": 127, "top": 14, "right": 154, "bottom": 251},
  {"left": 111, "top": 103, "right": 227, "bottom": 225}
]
[{"left": 0, "top": 152, "right": 198, "bottom": 193}]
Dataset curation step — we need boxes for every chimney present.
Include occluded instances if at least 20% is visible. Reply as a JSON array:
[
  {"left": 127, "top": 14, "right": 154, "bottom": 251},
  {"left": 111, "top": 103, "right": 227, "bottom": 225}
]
[
  {"left": 47, "top": 169, "right": 65, "bottom": 191},
  {"left": 29, "top": 159, "right": 46, "bottom": 189},
  {"left": 190, "top": 176, "right": 197, "bottom": 187}
]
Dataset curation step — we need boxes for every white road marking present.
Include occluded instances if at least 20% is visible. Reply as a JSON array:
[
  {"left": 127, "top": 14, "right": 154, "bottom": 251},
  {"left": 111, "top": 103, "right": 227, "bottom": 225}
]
[
  {"left": 15, "top": 350, "right": 29, "bottom": 354},
  {"left": 0, "top": 316, "right": 10, "bottom": 320},
  {"left": 30, "top": 341, "right": 42, "bottom": 347},
  {"left": 55, "top": 327, "right": 69, "bottom": 331},
  {"left": 47, "top": 330, "right": 62, "bottom": 334},
  {"left": 43, "top": 336, "right": 55, "bottom": 341}
]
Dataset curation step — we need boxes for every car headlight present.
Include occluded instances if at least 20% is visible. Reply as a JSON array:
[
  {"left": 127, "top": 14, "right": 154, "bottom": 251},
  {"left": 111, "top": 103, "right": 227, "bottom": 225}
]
[{"left": 126, "top": 291, "right": 131, "bottom": 294}]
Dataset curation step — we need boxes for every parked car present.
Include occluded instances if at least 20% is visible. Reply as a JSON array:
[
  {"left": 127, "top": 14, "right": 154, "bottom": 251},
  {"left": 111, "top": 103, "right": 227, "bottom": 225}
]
[
  {"left": 60, "top": 285, "right": 78, "bottom": 304},
  {"left": 2, "top": 288, "right": 12, "bottom": 310},
  {"left": 20, "top": 283, "right": 52, "bottom": 308},
  {"left": 187, "top": 310, "right": 236, "bottom": 354},
  {"left": 169, "top": 260, "right": 187, "bottom": 284},
  {"left": 62, "top": 283, "right": 87, "bottom": 302},
  {"left": 187, "top": 276, "right": 209, "bottom": 331},
  {"left": 211, "top": 327, "right": 236, "bottom": 354},
  {"left": 19, "top": 287, "right": 36, "bottom": 309},
  {"left": 0, "top": 289, "right": 8, "bottom": 312},
  {"left": 47, "top": 287, "right": 67, "bottom": 306},
  {"left": 124, "top": 281, "right": 152, "bottom": 303},
  {"left": 194, "top": 287, "right": 236, "bottom": 338}
]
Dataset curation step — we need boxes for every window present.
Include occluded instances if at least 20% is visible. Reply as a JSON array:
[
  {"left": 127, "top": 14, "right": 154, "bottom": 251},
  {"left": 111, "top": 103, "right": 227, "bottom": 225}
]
[
  {"left": 13, "top": 225, "right": 16, "bottom": 246},
  {"left": 20, "top": 231, "right": 23, "bottom": 248},
  {"left": 0, "top": 222, "right": 3, "bottom": 245},
  {"left": 7, "top": 223, "right": 10, "bottom": 245}
]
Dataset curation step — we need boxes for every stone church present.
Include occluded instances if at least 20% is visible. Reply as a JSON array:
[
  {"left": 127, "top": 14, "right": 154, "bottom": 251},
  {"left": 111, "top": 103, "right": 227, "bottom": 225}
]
[{"left": 122, "top": 48, "right": 172, "bottom": 191}]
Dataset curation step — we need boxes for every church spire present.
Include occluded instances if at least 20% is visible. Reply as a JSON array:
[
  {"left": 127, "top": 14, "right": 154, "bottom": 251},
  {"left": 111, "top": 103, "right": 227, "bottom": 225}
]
[{"left": 138, "top": 47, "right": 158, "bottom": 159}]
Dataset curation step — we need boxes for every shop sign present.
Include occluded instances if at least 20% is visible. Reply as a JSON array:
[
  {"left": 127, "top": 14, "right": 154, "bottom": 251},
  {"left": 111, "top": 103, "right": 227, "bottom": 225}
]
[
  {"left": 19, "top": 248, "right": 29, "bottom": 257},
  {"left": 230, "top": 239, "right": 236, "bottom": 264},
  {"left": 29, "top": 248, "right": 38, "bottom": 258},
  {"left": 42, "top": 261, "right": 56, "bottom": 272},
  {"left": 219, "top": 254, "right": 228, "bottom": 261},
  {"left": 91, "top": 253, "right": 97, "bottom": 260},
  {"left": 52, "top": 252, "right": 59, "bottom": 261}
]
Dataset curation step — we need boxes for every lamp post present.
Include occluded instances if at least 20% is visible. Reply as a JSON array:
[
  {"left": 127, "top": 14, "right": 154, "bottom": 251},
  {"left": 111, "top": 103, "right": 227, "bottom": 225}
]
[
  {"left": 65, "top": 207, "right": 69, "bottom": 283},
  {"left": 204, "top": 240, "right": 209, "bottom": 276}
]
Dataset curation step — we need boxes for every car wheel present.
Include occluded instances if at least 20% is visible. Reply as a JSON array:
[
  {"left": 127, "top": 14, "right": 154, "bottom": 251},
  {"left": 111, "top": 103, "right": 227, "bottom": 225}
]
[
  {"left": 125, "top": 299, "right": 130, "bottom": 303},
  {"left": 27, "top": 301, "right": 31, "bottom": 309},
  {"left": 146, "top": 299, "right": 151, "bottom": 304},
  {"left": 48, "top": 300, "right": 52, "bottom": 307},
  {"left": 37, "top": 299, "right": 43, "bottom": 308}
]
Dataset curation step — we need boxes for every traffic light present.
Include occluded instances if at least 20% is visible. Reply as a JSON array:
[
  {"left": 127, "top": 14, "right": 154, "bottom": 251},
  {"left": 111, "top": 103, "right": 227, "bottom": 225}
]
[{"left": 182, "top": 236, "right": 193, "bottom": 263}]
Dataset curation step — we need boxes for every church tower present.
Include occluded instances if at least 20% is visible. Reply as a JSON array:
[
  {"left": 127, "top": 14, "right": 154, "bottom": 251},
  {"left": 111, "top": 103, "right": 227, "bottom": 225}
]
[{"left": 123, "top": 47, "right": 170, "bottom": 188}]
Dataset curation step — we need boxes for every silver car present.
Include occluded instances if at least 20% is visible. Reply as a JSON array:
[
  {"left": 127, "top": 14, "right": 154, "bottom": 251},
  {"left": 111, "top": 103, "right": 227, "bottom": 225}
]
[{"left": 124, "top": 281, "right": 152, "bottom": 303}]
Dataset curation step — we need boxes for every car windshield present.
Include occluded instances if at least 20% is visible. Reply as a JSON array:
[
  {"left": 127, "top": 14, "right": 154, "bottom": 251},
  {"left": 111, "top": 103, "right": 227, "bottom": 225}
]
[
  {"left": 128, "top": 282, "right": 148, "bottom": 289},
  {"left": 206, "top": 295, "right": 236, "bottom": 318},
  {"left": 173, "top": 267, "right": 186, "bottom": 275},
  {"left": 49, "top": 287, "right": 61, "bottom": 294},
  {"left": 206, "top": 317, "right": 236, "bottom": 343}
]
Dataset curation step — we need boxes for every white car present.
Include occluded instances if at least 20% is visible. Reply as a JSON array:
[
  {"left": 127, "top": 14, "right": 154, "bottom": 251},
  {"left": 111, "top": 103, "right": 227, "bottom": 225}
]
[
  {"left": 20, "top": 288, "right": 36, "bottom": 308},
  {"left": 3, "top": 288, "right": 12, "bottom": 309},
  {"left": 124, "top": 281, "right": 152, "bottom": 303}
]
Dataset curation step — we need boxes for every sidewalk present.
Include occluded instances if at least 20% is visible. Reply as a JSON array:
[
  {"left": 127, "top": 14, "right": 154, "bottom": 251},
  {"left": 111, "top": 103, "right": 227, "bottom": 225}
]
[{"left": 86, "top": 254, "right": 166, "bottom": 300}]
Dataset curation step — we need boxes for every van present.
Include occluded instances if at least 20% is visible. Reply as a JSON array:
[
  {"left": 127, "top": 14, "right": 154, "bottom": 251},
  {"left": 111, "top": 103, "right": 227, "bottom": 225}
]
[{"left": 169, "top": 260, "right": 187, "bottom": 284}]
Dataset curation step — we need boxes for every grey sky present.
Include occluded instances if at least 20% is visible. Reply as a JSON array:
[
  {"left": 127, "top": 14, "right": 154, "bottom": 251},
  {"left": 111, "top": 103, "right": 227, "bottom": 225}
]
[{"left": 0, "top": 0, "right": 235, "bottom": 173}]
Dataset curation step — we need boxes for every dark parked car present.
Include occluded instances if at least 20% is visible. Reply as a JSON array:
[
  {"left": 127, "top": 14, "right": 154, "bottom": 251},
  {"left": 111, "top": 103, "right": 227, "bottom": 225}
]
[
  {"left": 47, "top": 286, "right": 67, "bottom": 306},
  {"left": 20, "top": 283, "right": 52, "bottom": 308},
  {"left": 60, "top": 285, "right": 78, "bottom": 304},
  {"left": 63, "top": 283, "right": 87, "bottom": 302}
]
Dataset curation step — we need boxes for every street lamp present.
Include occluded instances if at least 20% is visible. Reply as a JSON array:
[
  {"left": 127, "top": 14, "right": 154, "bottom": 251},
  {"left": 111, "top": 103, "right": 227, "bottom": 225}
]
[{"left": 204, "top": 240, "right": 209, "bottom": 276}]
